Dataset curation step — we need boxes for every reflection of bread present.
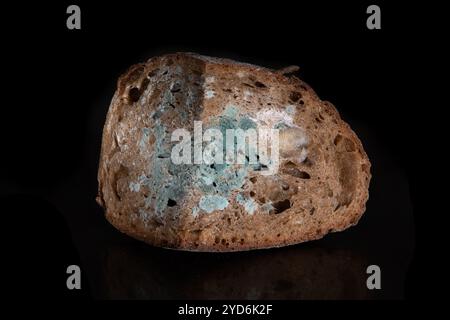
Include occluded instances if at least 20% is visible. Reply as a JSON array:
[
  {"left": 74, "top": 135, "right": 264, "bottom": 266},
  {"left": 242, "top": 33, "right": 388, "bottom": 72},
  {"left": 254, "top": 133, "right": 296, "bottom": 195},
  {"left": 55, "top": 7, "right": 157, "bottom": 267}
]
[
  {"left": 101, "top": 244, "right": 369, "bottom": 299},
  {"left": 97, "top": 53, "right": 371, "bottom": 251}
]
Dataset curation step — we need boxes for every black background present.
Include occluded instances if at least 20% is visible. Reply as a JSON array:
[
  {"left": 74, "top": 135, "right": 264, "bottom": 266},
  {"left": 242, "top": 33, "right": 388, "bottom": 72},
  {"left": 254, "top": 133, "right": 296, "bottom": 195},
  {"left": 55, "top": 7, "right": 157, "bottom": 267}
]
[{"left": 2, "top": 1, "right": 425, "bottom": 301}]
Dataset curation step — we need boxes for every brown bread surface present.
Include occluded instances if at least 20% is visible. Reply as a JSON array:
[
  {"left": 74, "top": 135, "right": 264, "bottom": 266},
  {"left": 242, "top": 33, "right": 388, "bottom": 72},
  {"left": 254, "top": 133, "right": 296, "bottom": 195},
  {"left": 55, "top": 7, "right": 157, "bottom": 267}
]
[{"left": 97, "top": 53, "right": 371, "bottom": 252}]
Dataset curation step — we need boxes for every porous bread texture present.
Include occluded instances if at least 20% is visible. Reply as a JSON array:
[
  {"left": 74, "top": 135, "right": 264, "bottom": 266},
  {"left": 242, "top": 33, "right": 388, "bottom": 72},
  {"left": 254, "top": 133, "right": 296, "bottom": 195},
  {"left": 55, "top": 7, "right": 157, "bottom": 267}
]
[{"left": 97, "top": 52, "right": 371, "bottom": 252}]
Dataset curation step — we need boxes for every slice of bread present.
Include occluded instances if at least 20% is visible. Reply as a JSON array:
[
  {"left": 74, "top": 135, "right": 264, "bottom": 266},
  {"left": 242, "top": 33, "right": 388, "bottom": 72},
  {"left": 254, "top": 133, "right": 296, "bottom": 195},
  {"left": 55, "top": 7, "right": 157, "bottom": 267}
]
[{"left": 97, "top": 53, "right": 371, "bottom": 252}]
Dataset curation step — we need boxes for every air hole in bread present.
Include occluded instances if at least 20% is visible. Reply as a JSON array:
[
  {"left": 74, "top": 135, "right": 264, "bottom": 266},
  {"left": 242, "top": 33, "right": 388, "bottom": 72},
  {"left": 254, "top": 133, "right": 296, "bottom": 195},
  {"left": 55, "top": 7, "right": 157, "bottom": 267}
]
[
  {"left": 141, "top": 77, "right": 150, "bottom": 91},
  {"left": 170, "top": 82, "right": 181, "bottom": 93},
  {"left": 111, "top": 165, "right": 129, "bottom": 201},
  {"left": 334, "top": 134, "right": 343, "bottom": 145},
  {"left": 157, "top": 153, "right": 170, "bottom": 159},
  {"left": 254, "top": 81, "right": 267, "bottom": 88},
  {"left": 249, "top": 177, "right": 257, "bottom": 183},
  {"left": 284, "top": 161, "right": 296, "bottom": 168},
  {"left": 242, "top": 83, "right": 255, "bottom": 88},
  {"left": 249, "top": 191, "right": 256, "bottom": 197},
  {"left": 254, "top": 163, "right": 268, "bottom": 171},
  {"left": 282, "top": 165, "right": 311, "bottom": 179},
  {"left": 334, "top": 134, "right": 356, "bottom": 152},
  {"left": 289, "top": 91, "right": 302, "bottom": 102},
  {"left": 128, "top": 87, "right": 141, "bottom": 102},
  {"left": 273, "top": 199, "right": 291, "bottom": 214},
  {"left": 361, "top": 163, "right": 369, "bottom": 174},
  {"left": 336, "top": 152, "right": 357, "bottom": 208},
  {"left": 344, "top": 138, "right": 356, "bottom": 152},
  {"left": 147, "top": 68, "right": 159, "bottom": 78},
  {"left": 299, "top": 100, "right": 305, "bottom": 105},
  {"left": 167, "top": 199, "right": 177, "bottom": 207}
]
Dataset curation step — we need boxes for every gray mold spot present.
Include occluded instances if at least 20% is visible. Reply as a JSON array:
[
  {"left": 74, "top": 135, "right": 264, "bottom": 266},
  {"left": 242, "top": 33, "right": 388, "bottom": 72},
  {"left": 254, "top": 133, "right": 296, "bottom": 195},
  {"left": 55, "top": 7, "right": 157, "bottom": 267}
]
[
  {"left": 140, "top": 63, "right": 205, "bottom": 217},
  {"left": 199, "top": 195, "right": 229, "bottom": 213},
  {"left": 236, "top": 193, "right": 258, "bottom": 214}
]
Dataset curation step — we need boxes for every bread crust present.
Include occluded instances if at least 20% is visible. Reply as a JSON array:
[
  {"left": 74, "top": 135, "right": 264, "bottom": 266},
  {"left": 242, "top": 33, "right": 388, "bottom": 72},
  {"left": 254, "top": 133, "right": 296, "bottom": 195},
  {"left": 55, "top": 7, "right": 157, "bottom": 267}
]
[{"left": 97, "top": 53, "right": 371, "bottom": 252}]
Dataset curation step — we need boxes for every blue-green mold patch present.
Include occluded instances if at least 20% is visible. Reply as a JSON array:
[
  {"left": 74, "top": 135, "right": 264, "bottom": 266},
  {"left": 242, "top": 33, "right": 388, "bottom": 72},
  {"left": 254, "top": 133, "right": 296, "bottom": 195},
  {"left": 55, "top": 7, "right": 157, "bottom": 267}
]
[
  {"left": 261, "top": 202, "right": 275, "bottom": 213},
  {"left": 140, "top": 127, "right": 151, "bottom": 153},
  {"left": 194, "top": 105, "right": 262, "bottom": 213},
  {"left": 236, "top": 193, "right": 258, "bottom": 215},
  {"left": 137, "top": 76, "right": 206, "bottom": 217},
  {"left": 285, "top": 104, "right": 296, "bottom": 115},
  {"left": 199, "top": 195, "right": 229, "bottom": 213},
  {"left": 143, "top": 117, "right": 197, "bottom": 216},
  {"left": 141, "top": 103, "right": 267, "bottom": 216},
  {"left": 192, "top": 206, "right": 200, "bottom": 216}
]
